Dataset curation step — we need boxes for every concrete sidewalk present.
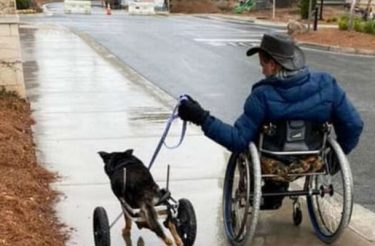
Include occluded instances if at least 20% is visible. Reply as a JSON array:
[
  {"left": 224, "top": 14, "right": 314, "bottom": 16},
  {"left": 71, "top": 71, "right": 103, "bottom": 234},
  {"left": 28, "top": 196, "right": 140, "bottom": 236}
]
[{"left": 20, "top": 23, "right": 375, "bottom": 246}]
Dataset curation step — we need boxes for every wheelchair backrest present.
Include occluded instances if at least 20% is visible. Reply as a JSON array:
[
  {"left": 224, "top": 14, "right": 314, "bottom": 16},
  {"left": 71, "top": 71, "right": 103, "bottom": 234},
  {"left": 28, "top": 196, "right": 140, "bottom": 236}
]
[{"left": 258, "top": 120, "right": 330, "bottom": 156}]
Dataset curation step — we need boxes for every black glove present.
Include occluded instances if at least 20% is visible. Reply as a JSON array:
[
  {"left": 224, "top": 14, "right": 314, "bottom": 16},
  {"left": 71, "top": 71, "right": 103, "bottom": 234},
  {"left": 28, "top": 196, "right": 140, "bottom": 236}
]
[{"left": 178, "top": 95, "right": 209, "bottom": 126}]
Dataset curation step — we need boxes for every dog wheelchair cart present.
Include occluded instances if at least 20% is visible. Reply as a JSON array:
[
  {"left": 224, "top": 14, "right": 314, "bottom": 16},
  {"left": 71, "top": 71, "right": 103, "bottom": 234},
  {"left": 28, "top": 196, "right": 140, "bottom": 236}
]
[
  {"left": 93, "top": 96, "right": 197, "bottom": 246},
  {"left": 93, "top": 165, "right": 197, "bottom": 246},
  {"left": 223, "top": 120, "right": 353, "bottom": 245}
]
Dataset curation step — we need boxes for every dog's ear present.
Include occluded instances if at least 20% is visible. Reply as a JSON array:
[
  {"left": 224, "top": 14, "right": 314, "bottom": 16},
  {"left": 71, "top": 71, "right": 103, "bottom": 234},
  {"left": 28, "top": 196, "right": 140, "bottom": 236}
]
[
  {"left": 124, "top": 149, "right": 134, "bottom": 156},
  {"left": 98, "top": 151, "right": 110, "bottom": 163}
]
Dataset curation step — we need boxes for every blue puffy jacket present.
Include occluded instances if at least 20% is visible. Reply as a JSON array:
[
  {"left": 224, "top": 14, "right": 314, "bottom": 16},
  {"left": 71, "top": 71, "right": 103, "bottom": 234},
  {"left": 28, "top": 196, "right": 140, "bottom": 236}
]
[{"left": 201, "top": 67, "right": 363, "bottom": 154}]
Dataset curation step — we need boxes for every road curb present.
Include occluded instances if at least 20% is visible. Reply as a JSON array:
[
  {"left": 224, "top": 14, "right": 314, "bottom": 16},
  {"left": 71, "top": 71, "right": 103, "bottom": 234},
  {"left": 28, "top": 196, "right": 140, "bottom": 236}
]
[
  {"left": 291, "top": 181, "right": 375, "bottom": 243},
  {"left": 42, "top": 4, "right": 53, "bottom": 16},
  {"left": 350, "top": 203, "right": 375, "bottom": 242},
  {"left": 298, "top": 41, "right": 375, "bottom": 56}
]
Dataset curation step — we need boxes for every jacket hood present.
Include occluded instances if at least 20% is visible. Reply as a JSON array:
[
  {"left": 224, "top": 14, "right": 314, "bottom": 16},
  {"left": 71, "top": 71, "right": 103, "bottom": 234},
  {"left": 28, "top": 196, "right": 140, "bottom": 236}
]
[{"left": 252, "top": 67, "right": 317, "bottom": 103}]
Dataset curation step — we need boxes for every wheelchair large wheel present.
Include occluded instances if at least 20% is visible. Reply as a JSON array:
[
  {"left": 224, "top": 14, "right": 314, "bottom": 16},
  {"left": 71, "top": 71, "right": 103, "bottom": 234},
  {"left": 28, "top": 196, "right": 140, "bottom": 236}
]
[
  {"left": 223, "top": 143, "right": 261, "bottom": 246},
  {"left": 93, "top": 206, "right": 111, "bottom": 246},
  {"left": 306, "top": 138, "right": 353, "bottom": 244},
  {"left": 176, "top": 198, "right": 197, "bottom": 246}
]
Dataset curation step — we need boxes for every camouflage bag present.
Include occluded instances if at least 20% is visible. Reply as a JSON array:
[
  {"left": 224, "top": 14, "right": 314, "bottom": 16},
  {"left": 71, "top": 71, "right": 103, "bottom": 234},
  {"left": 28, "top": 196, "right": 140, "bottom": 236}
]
[{"left": 261, "top": 155, "right": 324, "bottom": 182}]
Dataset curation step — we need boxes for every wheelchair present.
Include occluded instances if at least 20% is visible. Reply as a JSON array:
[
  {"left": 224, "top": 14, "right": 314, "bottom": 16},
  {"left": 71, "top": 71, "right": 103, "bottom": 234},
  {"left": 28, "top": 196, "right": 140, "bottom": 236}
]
[{"left": 223, "top": 120, "right": 353, "bottom": 245}]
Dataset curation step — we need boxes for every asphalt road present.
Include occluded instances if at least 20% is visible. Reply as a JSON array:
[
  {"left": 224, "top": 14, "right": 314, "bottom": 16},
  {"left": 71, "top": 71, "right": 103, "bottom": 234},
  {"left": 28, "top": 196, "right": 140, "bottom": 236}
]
[{"left": 20, "top": 3, "right": 375, "bottom": 213}]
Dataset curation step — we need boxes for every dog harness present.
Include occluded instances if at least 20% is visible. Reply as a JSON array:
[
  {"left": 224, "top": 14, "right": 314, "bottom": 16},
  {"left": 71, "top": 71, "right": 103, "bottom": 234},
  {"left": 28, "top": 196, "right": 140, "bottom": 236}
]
[{"left": 122, "top": 167, "right": 127, "bottom": 194}]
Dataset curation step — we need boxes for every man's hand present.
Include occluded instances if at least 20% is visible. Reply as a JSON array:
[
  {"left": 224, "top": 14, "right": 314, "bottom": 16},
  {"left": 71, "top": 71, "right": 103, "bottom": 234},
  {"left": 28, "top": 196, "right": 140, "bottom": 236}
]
[{"left": 178, "top": 95, "right": 209, "bottom": 126}]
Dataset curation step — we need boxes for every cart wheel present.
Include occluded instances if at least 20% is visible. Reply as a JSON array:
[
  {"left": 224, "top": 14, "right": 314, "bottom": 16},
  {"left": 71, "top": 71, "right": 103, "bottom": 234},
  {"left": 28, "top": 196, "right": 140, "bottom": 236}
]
[
  {"left": 293, "top": 207, "right": 302, "bottom": 226},
  {"left": 306, "top": 138, "right": 353, "bottom": 244},
  {"left": 176, "top": 198, "right": 197, "bottom": 246},
  {"left": 93, "top": 206, "right": 111, "bottom": 246}
]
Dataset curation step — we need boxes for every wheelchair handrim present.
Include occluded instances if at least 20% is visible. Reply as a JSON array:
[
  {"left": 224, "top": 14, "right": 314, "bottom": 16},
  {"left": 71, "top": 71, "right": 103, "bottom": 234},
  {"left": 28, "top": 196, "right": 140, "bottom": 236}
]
[
  {"left": 307, "top": 138, "right": 353, "bottom": 243},
  {"left": 222, "top": 143, "right": 262, "bottom": 246},
  {"left": 223, "top": 153, "right": 251, "bottom": 243}
]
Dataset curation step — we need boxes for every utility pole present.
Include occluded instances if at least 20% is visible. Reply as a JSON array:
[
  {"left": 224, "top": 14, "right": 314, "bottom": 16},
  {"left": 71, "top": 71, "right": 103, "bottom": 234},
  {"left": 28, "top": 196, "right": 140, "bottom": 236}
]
[
  {"left": 307, "top": 0, "right": 313, "bottom": 31},
  {"left": 272, "top": 0, "right": 276, "bottom": 19},
  {"left": 366, "top": 0, "right": 373, "bottom": 18}
]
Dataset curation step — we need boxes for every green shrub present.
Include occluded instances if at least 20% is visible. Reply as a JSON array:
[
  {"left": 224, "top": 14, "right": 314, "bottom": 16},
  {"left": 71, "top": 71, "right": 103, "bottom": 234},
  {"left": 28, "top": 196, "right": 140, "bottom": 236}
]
[
  {"left": 363, "top": 21, "right": 375, "bottom": 34},
  {"left": 338, "top": 18, "right": 349, "bottom": 30},
  {"left": 326, "top": 16, "right": 338, "bottom": 23},
  {"left": 338, "top": 15, "right": 375, "bottom": 34},
  {"left": 16, "top": 0, "right": 31, "bottom": 9},
  {"left": 340, "top": 14, "right": 349, "bottom": 21},
  {"left": 354, "top": 19, "right": 364, "bottom": 32},
  {"left": 299, "top": 0, "right": 316, "bottom": 19}
]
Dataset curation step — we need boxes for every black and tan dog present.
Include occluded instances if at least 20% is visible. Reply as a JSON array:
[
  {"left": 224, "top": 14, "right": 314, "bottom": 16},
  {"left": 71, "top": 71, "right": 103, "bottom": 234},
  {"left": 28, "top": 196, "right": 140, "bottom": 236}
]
[{"left": 98, "top": 149, "right": 183, "bottom": 246}]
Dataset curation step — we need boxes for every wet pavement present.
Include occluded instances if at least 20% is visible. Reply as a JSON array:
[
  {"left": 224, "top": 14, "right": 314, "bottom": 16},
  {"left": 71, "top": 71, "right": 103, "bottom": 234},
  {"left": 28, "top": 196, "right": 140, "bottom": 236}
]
[{"left": 19, "top": 24, "right": 375, "bottom": 245}]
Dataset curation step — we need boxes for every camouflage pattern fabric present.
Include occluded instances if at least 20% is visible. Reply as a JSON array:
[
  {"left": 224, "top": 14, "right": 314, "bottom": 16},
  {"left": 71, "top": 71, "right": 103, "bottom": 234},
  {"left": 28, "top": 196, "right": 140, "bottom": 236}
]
[{"left": 261, "top": 155, "right": 324, "bottom": 182}]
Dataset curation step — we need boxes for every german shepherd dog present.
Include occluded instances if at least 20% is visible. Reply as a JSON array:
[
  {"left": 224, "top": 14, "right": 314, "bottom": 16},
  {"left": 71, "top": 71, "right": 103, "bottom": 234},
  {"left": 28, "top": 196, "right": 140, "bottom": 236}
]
[{"left": 98, "top": 149, "right": 183, "bottom": 246}]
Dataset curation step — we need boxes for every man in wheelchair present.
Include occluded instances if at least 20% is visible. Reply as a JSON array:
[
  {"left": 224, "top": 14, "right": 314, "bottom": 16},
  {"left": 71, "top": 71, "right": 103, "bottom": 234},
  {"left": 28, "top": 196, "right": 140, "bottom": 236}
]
[{"left": 178, "top": 33, "right": 363, "bottom": 209}]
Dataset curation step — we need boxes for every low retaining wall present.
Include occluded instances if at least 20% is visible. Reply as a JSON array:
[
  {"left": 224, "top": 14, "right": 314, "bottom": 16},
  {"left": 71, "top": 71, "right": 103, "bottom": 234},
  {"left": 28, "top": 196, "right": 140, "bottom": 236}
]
[
  {"left": 64, "top": 0, "right": 92, "bottom": 14},
  {"left": 128, "top": 1, "right": 155, "bottom": 15},
  {"left": 0, "top": 0, "right": 26, "bottom": 98}
]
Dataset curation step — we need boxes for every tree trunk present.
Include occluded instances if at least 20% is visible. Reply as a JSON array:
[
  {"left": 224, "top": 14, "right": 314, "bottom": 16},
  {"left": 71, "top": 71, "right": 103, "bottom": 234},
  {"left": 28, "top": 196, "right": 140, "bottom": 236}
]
[{"left": 349, "top": 0, "right": 357, "bottom": 30}]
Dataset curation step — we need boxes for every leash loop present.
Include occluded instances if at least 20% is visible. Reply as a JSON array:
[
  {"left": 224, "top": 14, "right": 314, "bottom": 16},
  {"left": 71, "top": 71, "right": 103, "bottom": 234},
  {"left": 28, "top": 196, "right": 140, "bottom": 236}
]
[{"left": 148, "top": 95, "right": 188, "bottom": 169}]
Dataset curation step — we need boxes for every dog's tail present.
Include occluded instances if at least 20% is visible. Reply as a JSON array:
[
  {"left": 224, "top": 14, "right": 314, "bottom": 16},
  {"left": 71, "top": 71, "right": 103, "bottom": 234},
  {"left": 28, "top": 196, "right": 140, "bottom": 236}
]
[{"left": 140, "top": 200, "right": 165, "bottom": 239}]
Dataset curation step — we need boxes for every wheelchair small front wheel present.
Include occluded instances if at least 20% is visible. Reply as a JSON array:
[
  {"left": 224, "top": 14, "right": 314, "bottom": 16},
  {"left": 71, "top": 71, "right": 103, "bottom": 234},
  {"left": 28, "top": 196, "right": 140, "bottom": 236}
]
[
  {"left": 306, "top": 138, "right": 353, "bottom": 244},
  {"left": 223, "top": 143, "right": 261, "bottom": 246},
  {"left": 293, "top": 207, "right": 302, "bottom": 226}
]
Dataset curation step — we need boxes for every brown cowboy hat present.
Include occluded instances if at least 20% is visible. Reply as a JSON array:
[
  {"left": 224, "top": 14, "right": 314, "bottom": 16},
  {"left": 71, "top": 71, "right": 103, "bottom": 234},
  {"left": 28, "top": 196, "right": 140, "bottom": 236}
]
[{"left": 247, "top": 33, "right": 305, "bottom": 71}]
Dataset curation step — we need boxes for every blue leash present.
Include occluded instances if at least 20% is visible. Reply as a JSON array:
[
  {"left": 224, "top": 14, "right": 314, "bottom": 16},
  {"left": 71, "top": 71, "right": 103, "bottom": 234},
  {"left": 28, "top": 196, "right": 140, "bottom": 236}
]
[{"left": 148, "top": 95, "right": 188, "bottom": 170}]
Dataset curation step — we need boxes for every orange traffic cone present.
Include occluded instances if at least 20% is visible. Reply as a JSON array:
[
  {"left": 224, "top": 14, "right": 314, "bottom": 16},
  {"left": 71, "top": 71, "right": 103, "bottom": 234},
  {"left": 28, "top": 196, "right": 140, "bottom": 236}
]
[{"left": 106, "top": 3, "right": 112, "bottom": 15}]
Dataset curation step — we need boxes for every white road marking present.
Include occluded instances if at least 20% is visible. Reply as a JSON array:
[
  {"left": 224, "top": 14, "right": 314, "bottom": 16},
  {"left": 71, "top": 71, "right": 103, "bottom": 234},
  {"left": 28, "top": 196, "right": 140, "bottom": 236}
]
[{"left": 194, "top": 38, "right": 261, "bottom": 42}]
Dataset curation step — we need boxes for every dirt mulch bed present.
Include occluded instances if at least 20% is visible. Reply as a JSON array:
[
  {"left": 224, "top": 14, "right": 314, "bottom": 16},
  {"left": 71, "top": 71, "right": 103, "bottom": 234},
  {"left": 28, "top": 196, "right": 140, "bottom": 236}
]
[
  {"left": 245, "top": 6, "right": 347, "bottom": 23},
  {"left": 0, "top": 92, "right": 67, "bottom": 246},
  {"left": 294, "top": 28, "right": 375, "bottom": 51},
  {"left": 170, "top": 0, "right": 241, "bottom": 13},
  {"left": 246, "top": 6, "right": 375, "bottom": 52},
  {"left": 171, "top": 0, "right": 222, "bottom": 13}
]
